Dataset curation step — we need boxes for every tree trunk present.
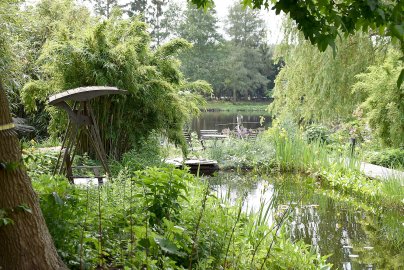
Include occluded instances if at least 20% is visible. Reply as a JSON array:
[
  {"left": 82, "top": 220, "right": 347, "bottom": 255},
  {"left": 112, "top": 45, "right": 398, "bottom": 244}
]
[{"left": 0, "top": 81, "right": 67, "bottom": 269}]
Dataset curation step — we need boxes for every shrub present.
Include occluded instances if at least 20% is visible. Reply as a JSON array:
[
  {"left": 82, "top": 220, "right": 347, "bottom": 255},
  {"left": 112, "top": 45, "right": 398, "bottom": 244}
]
[
  {"left": 206, "top": 136, "right": 276, "bottom": 171},
  {"left": 115, "top": 134, "right": 165, "bottom": 172},
  {"left": 365, "top": 148, "right": 404, "bottom": 168},
  {"left": 29, "top": 162, "right": 331, "bottom": 269},
  {"left": 303, "top": 124, "right": 330, "bottom": 144}
]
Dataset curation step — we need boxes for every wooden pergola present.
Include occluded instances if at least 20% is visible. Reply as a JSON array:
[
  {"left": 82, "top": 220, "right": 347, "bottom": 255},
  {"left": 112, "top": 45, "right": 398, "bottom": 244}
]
[{"left": 48, "top": 86, "right": 127, "bottom": 183}]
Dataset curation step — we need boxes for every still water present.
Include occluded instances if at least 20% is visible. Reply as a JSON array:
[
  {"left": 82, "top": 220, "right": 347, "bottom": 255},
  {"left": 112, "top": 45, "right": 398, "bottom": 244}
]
[
  {"left": 191, "top": 111, "right": 271, "bottom": 134},
  {"left": 210, "top": 173, "right": 404, "bottom": 270}
]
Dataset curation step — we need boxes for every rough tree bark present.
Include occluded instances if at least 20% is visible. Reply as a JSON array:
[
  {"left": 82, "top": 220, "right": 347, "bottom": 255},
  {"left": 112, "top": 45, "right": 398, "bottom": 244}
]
[{"left": 0, "top": 81, "right": 67, "bottom": 269}]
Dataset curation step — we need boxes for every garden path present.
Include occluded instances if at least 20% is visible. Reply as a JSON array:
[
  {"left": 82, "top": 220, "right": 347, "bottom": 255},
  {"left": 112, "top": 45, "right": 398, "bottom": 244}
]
[{"left": 360, "top": 162, "right": 404, "bottom": 181}]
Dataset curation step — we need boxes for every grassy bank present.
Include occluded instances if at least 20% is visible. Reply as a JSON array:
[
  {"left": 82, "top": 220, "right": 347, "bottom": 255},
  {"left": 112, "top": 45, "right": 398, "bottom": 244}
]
[
  {"left": 200, "top": 101, "right": 270, "bottom": 112},
  {"left": 201, "top": 125, "right": 403, "bottom": 211}
]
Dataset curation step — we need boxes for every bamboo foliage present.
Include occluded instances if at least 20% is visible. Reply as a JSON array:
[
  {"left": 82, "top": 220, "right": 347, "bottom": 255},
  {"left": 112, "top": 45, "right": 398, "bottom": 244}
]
[{"left": 21, "top": 11, "right": 211, "bottom": 158}]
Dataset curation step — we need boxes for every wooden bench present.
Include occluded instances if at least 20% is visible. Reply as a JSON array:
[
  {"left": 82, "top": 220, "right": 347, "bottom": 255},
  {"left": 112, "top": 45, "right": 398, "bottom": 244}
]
[
  {"left": 247, "top": 132, "right": 258, "bottom": 140},
  {"left": 68, "top": 165, "right": 106, "bottom": 185},
  {"left": 200, "top": 130, "right": 228, "bottom": 149},
  {"left": 200, "top": 129, "right": 219, "bottom": 137}
]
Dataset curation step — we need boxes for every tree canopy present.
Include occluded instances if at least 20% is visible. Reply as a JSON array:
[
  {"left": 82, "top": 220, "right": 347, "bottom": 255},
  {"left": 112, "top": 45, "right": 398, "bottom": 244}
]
[
  {"left": 189, "top": 0, "right": 404, "bottom": 87},
  {"left": 226, "top": 3, "right": 266, "bottom": 48},
  {"left": 174, "top": 3, "right": 278, "bottom": 101}
]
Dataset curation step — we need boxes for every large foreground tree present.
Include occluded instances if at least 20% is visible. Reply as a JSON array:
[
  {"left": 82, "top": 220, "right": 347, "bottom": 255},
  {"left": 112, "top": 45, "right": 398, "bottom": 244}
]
[
  {"left": 0, "top": 80, "right": 67, "bottom": 269},
  {"left": 1, "top": 1, "right": 65, "bottom": 266}
]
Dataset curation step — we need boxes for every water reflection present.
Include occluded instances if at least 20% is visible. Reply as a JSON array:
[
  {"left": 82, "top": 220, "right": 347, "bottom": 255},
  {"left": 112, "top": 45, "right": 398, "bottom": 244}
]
[
  {"left": 191, "top": 111, "right": 271, "bottom": 135},
  {"left": 209, "top": 173, "right": 403, "bottom": 269}
]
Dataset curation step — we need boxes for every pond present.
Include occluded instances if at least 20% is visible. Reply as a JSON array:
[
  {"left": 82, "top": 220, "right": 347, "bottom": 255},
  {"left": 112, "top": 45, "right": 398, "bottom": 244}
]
[
  {"left": 209, "top": 172, "right": 403, "bottom": 270},
  {"left": 191, "top": 111, "right": 271, "bottom": 135}
]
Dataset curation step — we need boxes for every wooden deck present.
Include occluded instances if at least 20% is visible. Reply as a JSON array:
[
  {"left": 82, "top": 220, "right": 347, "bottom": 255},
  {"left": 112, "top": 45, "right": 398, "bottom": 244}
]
[{"left": 165, "top": 158, "right": 219, "bottom": 176}]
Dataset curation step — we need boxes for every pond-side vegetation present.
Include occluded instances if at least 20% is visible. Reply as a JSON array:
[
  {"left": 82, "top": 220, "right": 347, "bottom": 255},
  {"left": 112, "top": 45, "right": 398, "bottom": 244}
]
[
  {"left": 26, "top": 156, "right": 331, "bottom": 269},
  {"left": 22, "top": 120, "right": 403, "bottom": 269},
  {"left": 200, "top": 101, "right": 270, "bottom": 112}
]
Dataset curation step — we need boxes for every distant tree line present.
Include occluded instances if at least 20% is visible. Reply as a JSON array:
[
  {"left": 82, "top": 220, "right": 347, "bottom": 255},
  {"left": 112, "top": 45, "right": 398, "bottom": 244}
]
[{"left": 89, "top": 0, "right": 281, "bottom": 101}]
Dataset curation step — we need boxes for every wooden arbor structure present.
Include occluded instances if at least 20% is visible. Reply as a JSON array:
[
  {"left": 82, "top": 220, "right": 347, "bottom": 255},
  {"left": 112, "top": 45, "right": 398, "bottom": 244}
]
[{"left": 49, "top": 86, "right": 127, "bottom": 183}]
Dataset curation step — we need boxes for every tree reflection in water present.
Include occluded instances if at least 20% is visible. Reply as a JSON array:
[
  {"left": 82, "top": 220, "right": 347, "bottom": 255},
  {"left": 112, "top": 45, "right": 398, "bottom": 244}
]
[{"left": 211, "top": 172, "right": 403, "bottom": 269}]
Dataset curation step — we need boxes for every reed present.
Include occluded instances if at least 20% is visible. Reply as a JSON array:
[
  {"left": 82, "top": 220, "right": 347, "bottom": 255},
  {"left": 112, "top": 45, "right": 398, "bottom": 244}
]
[{"left": 266, "top": 127, "right": 358, "bottom": 173}]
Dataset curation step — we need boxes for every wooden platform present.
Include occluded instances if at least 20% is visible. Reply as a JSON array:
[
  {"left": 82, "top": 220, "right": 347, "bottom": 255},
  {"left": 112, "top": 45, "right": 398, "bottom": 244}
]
[{"left": 165, "top": 158, "right": 219, "bottom": 176}]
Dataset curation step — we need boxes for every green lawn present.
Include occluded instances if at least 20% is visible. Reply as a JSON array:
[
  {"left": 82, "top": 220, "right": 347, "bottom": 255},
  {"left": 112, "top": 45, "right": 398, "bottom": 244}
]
[{"left": 200, "top": 101, "right": 270, "bottom": 112}]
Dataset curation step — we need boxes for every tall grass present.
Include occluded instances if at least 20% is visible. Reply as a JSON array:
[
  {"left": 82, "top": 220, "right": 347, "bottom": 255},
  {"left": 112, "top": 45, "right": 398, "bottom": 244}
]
[
  {"left": 381, "top": 175, "right": 404, "bottom": 208},
  {"left": 265, "top": 127, "right": 358, "bottom": 173}
]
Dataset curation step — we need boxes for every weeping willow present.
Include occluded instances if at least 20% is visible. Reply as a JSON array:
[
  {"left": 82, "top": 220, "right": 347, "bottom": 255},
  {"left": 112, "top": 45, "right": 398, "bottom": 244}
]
[
  {"left": 21, "top": 12, "right": 211, "bottom": 158},
  {"left": 270, "top": 19, "right": 380, "bottom": 125},
  {"left": 353, "top": 49, "right": 404, "bottom": 147}
]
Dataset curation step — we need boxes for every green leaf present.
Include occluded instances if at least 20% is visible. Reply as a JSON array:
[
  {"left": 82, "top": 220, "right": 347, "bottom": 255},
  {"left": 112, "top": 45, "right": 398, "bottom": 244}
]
[
  {"left": 154, "top": 237, "right": 186, "bottom": 257},
  {"left": 0, "top": 218, "right": 14, "bottom": 226},
  {"left": 329, "top": 40, "right": 337, "bottom": 58},
  {"left": 5, "top": 161, "right": 21, "bottom": 171},
  {"left": 138, "top": 238, "right": 151, "bottom": 249},
  {"left": 16, "top": 204, "right": 32, "bottom": 214},
  {"left": 52, "top": 192, "right": 64, "bottom": 206},
  {"left": 391, "top": 24, "right": 404, "bottom": 41}
]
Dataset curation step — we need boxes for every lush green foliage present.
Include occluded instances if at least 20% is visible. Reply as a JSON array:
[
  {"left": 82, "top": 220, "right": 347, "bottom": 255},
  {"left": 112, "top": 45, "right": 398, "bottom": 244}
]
[
  {"left": 303, "top": 124, "right": 330, "bottom": 144},
  {"left": 20, "top": 2, "right": 210, "bottom": 157},
  {"left": 90, "top": 0, "right": 173, "bottom": 46},
  {"left": 22, "top": 119, "right": 402, "bottom": 269},
  {"left": 0, "top": 0, "right": 17, "bottom": 77},
  {"left": 206, "top": 136, "right": 276, "bottom": 171},
  {"left": 25, "top": 139, "right": 403, "bottom": 269},
  {"left": 226, "top": 3, "right": 266, "bottom": 48},
  {"left": 271, "top": 20, "right": 403, "bottom": 147},
  {"left": 0, "top": 0, "right": 24, "bottom": 112},
  {"left": 174, "top": 3, "right": 278, "bottom": 101},
  {"left": 202, "top": 101, "right": 269, "bottom": 112},
  {"left": 26, "top": 157, "right": 331, "bottom": 269},
  {"left": 365, "top": 148, "right": 404, "bottom": 169},
  {"left": 189, "top": 0, "right": 404, "bottom": 88},
  {"left": 353, "top": 49, "right": 404, "bottom": 147},
  {"left": 271, "top": 31, "right": 376, "bottom": 123},
  {"left": 266, "top": 121, "right": 353, "bottom": 173},
  {"left": 113, "top": 135, "right": 165, "bottom": 173},
  {"left": 175, "top": 4, "right": 226, "bottom": 98},
  {"left": 3, "top": 1, "right": 404, "bottom": 269}
]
